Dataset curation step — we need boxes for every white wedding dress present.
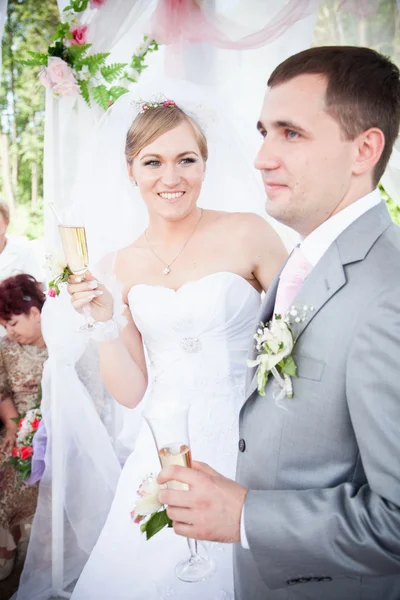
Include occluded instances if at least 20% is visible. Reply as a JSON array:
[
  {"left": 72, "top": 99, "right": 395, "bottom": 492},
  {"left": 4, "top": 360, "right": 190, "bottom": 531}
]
[{"left": 71, "top": 271, "right": 260, "bottom": 600}]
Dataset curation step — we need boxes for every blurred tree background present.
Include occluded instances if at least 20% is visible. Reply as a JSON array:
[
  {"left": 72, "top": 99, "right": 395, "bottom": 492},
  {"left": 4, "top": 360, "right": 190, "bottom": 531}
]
[
  {"left": 0, "top": 0, "right": 58, "bottom": 239},
  {"left": 0, "top": 0, "right": 399, "bottom": 242}
]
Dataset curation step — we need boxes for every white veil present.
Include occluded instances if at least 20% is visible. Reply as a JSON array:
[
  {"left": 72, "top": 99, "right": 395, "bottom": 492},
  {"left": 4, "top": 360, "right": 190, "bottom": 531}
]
[
  {"left": 72, "top": 77, "right": 297, "bottom": 272},
  {"left": 15, "top": 79, "right": 296, "bottom": 600}
]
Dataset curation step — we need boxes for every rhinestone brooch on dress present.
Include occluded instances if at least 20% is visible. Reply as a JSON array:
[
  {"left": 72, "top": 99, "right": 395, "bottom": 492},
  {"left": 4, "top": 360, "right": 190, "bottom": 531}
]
[{"left": 180, "top": 337, "right": 201, "bottom": 353}]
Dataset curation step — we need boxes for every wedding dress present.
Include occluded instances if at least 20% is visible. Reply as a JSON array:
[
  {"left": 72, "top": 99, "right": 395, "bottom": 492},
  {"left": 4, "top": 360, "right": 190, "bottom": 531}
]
[{"left": 71, "top": 271, "right": 260, "bottom": 600}]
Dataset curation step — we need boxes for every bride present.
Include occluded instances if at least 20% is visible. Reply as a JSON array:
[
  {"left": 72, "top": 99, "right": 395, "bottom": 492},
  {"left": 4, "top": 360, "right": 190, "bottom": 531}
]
[{"left": 65, "top": 85, "right": 287, "bottom": 599}]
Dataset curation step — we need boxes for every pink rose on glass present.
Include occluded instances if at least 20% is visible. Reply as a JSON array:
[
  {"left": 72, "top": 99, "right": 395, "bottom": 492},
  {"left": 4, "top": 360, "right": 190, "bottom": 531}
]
[
  {"left": 90, "top": 0, "right": 106, "bottom": 7},
  {"left": 70, "top": 24, "right": 88, "bottom": 45},
  {"left": 39, "top": 57, "right": 79, "bottom": 97}
]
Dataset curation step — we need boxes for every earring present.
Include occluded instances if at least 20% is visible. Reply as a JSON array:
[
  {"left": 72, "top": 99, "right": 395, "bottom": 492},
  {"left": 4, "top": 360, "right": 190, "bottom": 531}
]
[{"left": 132, "top": 180, "right": 138, "bottom": 186}]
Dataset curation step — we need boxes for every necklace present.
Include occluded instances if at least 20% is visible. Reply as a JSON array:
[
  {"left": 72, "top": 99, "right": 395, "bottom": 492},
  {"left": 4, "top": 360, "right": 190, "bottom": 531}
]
[{"left": 144, "top": 208, "right": 203, "bottom": 275}]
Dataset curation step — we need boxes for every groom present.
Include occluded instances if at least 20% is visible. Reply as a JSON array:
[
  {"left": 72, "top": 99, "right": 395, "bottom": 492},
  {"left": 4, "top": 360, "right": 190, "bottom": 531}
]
[{"left": 158, "top": 46, "right": 400, "bottom": 599}]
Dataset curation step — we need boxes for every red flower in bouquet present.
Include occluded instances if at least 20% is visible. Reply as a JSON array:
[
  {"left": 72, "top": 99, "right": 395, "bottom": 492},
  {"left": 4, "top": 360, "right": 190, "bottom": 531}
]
[
  {"left": 31, "top": 418, "right": 40, "bottom": 430},
  {"left": 18, "top": 418, "right": 24, "bottom": 429},
  {"left": 20, "top": 446, "right": 33, "bottom": 460},
  {"left": 12, "top": 447, "right": 19, "bottom": 458}
]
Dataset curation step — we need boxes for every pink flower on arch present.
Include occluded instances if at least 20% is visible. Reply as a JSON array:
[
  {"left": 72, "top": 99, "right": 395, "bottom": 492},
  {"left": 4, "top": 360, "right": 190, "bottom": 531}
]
[
  {"left": 70, "top": 24, "right": 88, "bottom": 45},
  {"left": 39, "top": 58, "right": 79, "bottom": 97}
]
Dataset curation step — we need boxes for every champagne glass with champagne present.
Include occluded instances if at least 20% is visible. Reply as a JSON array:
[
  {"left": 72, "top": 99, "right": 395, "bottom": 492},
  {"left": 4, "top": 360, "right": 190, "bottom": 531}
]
[
  {"left": 58, "top": 224, "right": 101, "bottom": 332},
  {"left": 144, "top": 402, "right": 216, "bottom": 583}
]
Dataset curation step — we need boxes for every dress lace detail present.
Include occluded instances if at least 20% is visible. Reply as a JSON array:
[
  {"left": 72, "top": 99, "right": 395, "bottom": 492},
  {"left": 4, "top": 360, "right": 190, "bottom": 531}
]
[{"left": 71, "top": 272, "right": 260, "bottom": 600}]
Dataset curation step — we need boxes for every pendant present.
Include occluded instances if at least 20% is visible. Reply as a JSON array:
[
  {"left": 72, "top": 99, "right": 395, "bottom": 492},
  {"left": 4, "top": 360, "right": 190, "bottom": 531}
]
[{"left": 163, "top": 266, "right": 171, "bottom": 275}]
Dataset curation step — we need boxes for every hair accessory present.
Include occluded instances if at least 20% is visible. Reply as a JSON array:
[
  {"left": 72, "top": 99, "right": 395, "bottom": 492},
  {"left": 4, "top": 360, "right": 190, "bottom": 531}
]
[
  {"left": 133, "top": 97, "right": 178, "bottom": 114},
  {"left": 141, "top": 99, "right": 177, "bottom": 113}
]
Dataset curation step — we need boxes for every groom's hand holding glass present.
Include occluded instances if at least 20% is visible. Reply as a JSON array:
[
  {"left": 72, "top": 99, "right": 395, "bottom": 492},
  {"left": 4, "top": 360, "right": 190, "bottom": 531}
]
[{"left": 158, "top": 462, "right": 248, "bottom": 543}]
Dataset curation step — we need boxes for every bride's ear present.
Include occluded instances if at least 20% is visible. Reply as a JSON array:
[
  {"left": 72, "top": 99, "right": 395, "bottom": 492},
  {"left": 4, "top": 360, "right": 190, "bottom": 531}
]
[{"left": 127, "top": 161, "right": 136, "bottom": 184}]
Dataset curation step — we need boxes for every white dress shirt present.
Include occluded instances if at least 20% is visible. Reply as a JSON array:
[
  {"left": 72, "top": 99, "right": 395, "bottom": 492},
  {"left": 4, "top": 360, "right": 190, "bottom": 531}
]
[
  {"left": 240, "top": 188, "right": 382, "bottom": 549},
  {"left": 0, "top": 237, "right": 43, "bottom": 282}
]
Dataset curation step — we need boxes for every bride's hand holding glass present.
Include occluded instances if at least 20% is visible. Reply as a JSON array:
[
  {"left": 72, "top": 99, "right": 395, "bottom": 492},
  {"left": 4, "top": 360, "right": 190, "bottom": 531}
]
[{"left": 67, "top": 273, "right": 114, "bottom": 323}]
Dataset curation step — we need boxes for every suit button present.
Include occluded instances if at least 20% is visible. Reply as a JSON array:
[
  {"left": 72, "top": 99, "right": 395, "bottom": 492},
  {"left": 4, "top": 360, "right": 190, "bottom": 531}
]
[{"left": 238, "top": 439, "right": 246, "bottom": 452}]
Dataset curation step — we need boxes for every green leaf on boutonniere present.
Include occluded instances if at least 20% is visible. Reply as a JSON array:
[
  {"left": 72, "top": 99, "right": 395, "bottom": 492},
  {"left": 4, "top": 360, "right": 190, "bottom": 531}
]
[
  {"left": 281, "top": 356, "right": 297, "bottom": 378},
  {"left": 142, "top": 509, "right": 173, "bottom": 541}
]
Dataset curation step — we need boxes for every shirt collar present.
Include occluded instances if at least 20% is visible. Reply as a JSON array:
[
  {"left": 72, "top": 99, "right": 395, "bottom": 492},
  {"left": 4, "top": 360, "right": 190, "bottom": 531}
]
[{"left": 300, "top": 189, "right": 382, "bottom": 267}]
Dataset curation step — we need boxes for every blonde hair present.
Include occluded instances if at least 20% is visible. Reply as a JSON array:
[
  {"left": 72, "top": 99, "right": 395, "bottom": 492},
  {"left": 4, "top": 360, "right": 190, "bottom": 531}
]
[
  {"left": 0, "top": 201, "right": 10, "bottom": 225},
  {"left": 125, "top": 105, "right": 208, "bottom": 164}
]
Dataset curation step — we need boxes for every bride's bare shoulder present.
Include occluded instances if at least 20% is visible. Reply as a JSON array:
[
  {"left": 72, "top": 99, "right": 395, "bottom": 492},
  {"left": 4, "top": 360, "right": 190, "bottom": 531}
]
[{"left": 204, "top": 209, "right": 273, "bottom": 234}]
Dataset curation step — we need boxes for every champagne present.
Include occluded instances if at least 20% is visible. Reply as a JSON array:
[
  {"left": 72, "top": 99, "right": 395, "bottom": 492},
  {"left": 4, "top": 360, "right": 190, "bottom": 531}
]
[
  {"left": 59, "top": 226, "right": 89, "bottom": 276},
  {"left": 159, "top": 443, "right": 192, "bottom": 490}
]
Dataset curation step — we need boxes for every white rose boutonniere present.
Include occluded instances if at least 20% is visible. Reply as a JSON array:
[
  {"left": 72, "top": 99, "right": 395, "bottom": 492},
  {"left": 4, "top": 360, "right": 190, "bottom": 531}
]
[
  {"left": 130, "top": 474, "right": 172, "bottom": 541},
  {"left": 247, "top": 306, "right": 314, "bottom": 400}
]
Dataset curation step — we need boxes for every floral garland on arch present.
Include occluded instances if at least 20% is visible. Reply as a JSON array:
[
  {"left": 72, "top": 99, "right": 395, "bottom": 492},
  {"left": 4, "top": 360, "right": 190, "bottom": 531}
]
[{"left": 20, "top": 0, "right": 159, "bottom": 111}]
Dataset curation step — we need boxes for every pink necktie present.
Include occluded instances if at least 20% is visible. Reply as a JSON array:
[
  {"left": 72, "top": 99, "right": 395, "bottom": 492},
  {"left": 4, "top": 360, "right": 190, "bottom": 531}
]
[{"left": 273, "top": 247, "right": 313, "bottom": 317}]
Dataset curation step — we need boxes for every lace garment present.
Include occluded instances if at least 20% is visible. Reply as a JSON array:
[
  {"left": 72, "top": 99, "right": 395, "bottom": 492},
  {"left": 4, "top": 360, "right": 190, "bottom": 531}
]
[{"left": 71, "top": 272, "right": 260, "bottom": 600}]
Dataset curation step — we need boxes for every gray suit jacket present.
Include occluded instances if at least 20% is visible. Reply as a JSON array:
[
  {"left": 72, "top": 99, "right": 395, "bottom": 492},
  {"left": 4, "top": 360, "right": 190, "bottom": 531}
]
[{"left": 235, "top": 201, "right": 400, "bottom": 600}]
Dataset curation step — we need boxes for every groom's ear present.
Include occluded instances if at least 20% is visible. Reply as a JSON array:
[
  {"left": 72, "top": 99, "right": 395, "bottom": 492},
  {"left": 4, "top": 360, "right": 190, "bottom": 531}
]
[{"left": 351, "top": 127, "right": 385, "bottom": 178}]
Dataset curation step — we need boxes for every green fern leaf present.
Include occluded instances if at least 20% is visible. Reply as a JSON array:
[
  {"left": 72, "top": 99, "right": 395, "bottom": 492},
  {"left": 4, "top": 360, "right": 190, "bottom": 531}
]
[
  {"left": 79, "top": 80, "right": 90, "bottom": 105},
  {"left": 80, "top": 53, "right": 110, "bottom": 75},
  {"left": 91, "top": 85, "right": 110, "bottom": 111},
  {"left": 109, "top": 86, "right": 129, "bottom": 102},
  {"left": 100, "top": 63, "right": 127, "bottom": 83}
]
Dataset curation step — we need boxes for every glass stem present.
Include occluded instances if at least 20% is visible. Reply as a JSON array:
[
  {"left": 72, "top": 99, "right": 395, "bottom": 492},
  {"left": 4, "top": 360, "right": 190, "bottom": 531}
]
[{"left": 187, "top": 537, "right": 198, "bottom": 560}]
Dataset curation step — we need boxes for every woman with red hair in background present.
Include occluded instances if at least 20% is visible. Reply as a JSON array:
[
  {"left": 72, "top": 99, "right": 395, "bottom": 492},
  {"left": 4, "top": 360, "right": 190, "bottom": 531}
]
[{"left": 0, "top": 274, "right": 47, "bottom": 581}]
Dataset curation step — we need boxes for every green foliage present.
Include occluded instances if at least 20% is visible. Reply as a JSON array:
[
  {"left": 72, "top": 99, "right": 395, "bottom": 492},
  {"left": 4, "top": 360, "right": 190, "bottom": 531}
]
[
  {"left": 19, "top": 50, "right": 49, "bottom": 66},
  {"left": 48, "top": 266, "right": 73, "bottom": 295},
  {"left": 67, "top": 42, "right": 91, "bottom": 63},
  {"left": 100, "top": 62, "right": 127, "bottom": 83},
  {"left": 48, "top": 40, "right": 68, "bottom": 59},
  {"left": 78, "top": 79, "right": 90, "bottom": 105},
  {"left": 109, "top": 86, "right": 129, "bottom": 102},
  {"left": 64, "top": 0, "right": 89, "bottom": 12},
  {"left": 79, "top": 52, "right": 110, "bottom": 74},
  {"left": 8, "top": 201, "right": 44, "bottom": 240},
  {"left": 140, "top": 509, "right": 173, "bottom": 541},
  {"left": 380, "top": 184, "right": 400, "bottom": 226},
  {"left": 91, "top": 84, "right": 110, "bottom": 111},
  {"left": 51, "top": 22, "right": 71, "bottom": 42}
]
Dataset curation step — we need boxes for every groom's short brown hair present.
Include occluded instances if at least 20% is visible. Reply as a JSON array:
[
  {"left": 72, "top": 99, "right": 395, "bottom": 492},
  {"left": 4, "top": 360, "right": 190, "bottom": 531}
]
[{"left": 268, "top": 46, "right": 400, "bottom": 185}]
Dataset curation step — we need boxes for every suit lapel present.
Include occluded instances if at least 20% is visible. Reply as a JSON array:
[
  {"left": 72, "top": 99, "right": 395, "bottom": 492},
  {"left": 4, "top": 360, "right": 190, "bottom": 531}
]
[
  {"left": 244, "top": 201, "right": 393, "bottom": 401},
  {"left": 245, "top": 268, "right": 282, "bottom": 396},
  {"left": 285, "top": 243, "right": 346, "bottom": 342}
]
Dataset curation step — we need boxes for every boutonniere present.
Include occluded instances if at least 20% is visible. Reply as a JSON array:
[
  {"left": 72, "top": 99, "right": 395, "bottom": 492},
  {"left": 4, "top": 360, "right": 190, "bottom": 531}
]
[
  {"left": 44, "top": 249, "right": 72, "bottom": 297},
  {"left": 130, "top": 474, "right": 172, "bottom": 541},
  {"left": 247, "top": 305, "right": 314, "bottom": 400}
]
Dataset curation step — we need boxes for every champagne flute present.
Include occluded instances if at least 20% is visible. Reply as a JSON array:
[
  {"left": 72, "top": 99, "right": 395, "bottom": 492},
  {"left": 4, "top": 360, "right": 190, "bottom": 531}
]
[
  {"left": 144, "top": 404, "right": 216, "bottom": 583},
  {"left": 58, "top": 224, "right": 102, "bottom": 332}
]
